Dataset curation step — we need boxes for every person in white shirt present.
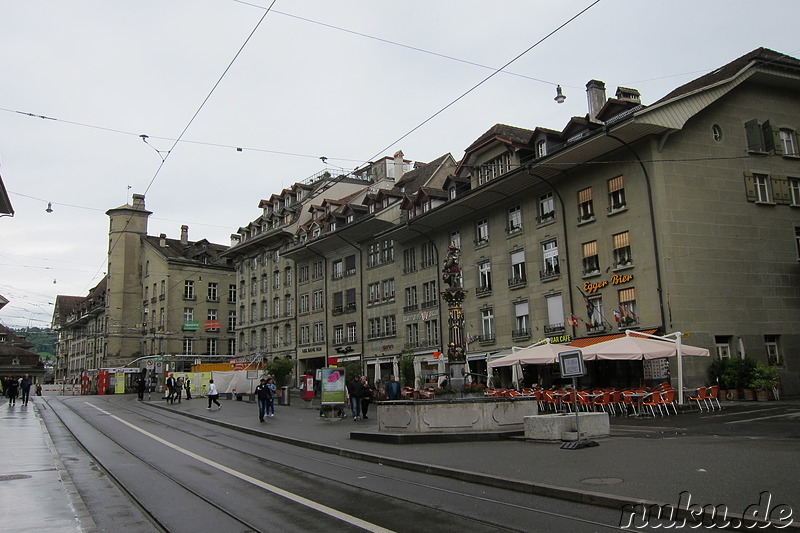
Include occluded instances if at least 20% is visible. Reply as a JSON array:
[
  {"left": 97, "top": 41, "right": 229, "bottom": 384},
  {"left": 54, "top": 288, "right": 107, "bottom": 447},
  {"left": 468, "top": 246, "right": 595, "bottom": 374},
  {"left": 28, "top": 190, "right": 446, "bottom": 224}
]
[{"left": 207, "top": 379, "right": 221, "bottom": 410}]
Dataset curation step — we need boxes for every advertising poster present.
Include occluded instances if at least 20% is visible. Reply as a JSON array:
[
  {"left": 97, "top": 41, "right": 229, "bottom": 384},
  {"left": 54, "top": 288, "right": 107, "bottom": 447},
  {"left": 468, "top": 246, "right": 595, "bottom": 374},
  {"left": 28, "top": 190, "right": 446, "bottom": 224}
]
[
  {"left": 198, "top": 371, "right": 212, "bottom": 396},
  {"left": 114, "top": 372, "right": 125, "bottom": 394},
  {"left": 321, "top": 367, "right": 346, "bottom": 405}
]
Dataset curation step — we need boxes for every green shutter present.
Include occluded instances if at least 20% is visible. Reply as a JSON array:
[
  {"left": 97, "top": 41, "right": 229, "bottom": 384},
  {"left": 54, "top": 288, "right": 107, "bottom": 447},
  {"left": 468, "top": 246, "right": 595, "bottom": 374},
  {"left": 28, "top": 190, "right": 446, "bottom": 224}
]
[
  {"left": 772, "top": 175, "right": 790, "bottom": 205},
  {"left": 762, "top": 121, "right": 775, "bottom": 152},
  {"left": 745, "top": 119, "right": 763, "bottom": 152},
  {"left": 743, "top": 172, "right": 757, "bottom": 202}
]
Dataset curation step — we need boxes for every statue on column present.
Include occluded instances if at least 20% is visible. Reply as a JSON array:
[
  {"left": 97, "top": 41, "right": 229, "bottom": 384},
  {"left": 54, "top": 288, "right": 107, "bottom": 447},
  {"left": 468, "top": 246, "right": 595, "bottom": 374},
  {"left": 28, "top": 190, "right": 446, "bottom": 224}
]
[{"left": 442, "top": 242, "right": 461, "bottom": 288}]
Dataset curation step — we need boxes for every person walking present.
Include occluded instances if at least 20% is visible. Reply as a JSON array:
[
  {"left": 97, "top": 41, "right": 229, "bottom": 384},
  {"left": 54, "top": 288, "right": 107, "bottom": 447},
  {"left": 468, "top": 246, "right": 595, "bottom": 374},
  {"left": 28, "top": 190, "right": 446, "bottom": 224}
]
[
  {"left": 265, "top": 377, "right": 277, "bottom": 417},
  {"left": 184, "top": 378, "right": 192, "bottom": 400},
  {"left": 165, "top": 373, "right": 177, "bottom": 404},
  {"left": 175, "top": 376, "right": 184, "bottom": 403},
  {"left": 136, "top": 375, "right": 146, "bottom": 401},
  {"left": 255, "top": 378, "right": 272, "bottom": 422},
  {"left": 346, "top": 375, "right": 364, "bottom": 421},
  {"left": 360, "top": 376, "right": 374, "bottom": 419},
  {"left": 207, "top": 379, "right": 221, "bottom": 410},
  {"left": 385, "top": 374, "right": 401, "bottom": 400},
  {"left": 20, "top": 374, "right": 32, "bottom": 405},
  {"left": 7, "top": 377, "right": 19, "bottom": 406}
]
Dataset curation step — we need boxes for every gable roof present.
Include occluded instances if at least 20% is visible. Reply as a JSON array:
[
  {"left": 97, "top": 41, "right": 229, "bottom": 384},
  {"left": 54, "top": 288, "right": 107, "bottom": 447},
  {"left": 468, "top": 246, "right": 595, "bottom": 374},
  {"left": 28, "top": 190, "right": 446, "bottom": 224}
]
[{"left": 0, "top": 174, "right": 14, "bottom": 217}]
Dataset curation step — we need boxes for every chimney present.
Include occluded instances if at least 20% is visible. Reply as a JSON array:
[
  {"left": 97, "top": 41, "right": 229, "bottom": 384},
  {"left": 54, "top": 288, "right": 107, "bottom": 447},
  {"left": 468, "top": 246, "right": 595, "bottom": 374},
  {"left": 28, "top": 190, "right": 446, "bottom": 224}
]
[
  {"left": 391, "top": 150, "right": 404, "bottom": 181},
  {"left": 180, "top": 225, "right": 188, "bottom": 245},
  {"left": 615, "top": 86, "right": 641, "bottom": 103},
  {"left": 230, "top": 234, "right": 241, "bottom": 247},
  {"left": 586, "top": 80, "right": 607, "bottom": 123},
  {"left": 132, "top": 194, "right": 146, "bottom": 210},
  {"left": 159, "top": 233, "right": 167, "bottom": 247}
]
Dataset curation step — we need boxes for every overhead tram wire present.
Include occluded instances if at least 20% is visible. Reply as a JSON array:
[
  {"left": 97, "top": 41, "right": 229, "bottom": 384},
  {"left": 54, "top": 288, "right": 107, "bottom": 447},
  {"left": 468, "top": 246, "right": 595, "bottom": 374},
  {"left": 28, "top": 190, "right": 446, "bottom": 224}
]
[{"left": 361, "top": 0, "right": 602, "bottom": 167}]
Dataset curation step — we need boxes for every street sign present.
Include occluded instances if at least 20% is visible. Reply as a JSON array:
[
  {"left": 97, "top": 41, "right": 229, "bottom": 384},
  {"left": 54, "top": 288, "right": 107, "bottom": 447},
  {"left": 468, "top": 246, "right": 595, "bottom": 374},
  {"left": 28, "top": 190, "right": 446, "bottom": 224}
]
[{"left": 558, "top": 350, "right": 586, "bottom": 378}]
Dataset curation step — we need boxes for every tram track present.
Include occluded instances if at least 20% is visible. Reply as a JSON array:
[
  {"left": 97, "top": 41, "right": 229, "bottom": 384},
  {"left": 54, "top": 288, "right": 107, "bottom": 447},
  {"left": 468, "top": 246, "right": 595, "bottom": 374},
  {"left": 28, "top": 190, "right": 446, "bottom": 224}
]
[{"left": 46, "top": 396, "right": 628, "bottom": 532}]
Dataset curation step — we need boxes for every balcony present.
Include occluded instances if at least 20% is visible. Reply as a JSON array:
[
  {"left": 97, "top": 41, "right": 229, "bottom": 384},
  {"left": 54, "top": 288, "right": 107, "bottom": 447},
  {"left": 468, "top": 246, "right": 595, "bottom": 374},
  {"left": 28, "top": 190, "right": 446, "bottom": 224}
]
[
  {"left": 420, "top": 300, "right": 438, "bottom": 309},
  {"left": 508, "top": 276, "right": 527, "bottom": 289},
  {"left": 587, "top": 324, "right": 607, "bottom": 334},
  {"left": 478, "top": 334, "right": 496, "bottom": 346},
  {"left": 539, "top": 267, "right": 560, "bottom": 281},
  {"left": 607, "top": 202, "right": 627, "bottom": 215},
  {"left": 536, "top": 212, "right": 555, "bottom": 224},
  {"left": 505, "top": 224, "right": 523, "bottom": 236},
  {"left": 332, "top": 306, "right": 344, "bottom": 316},
  {"left": 544, "top": 323, "right": 565, "bottom": 335},
  {"left": 403, "top": 304, "right": 419, "bottom": 313},
  {"left": 476, "top": 286, "right": 492, "bottom": 298},
  {"left": 512, "top": 328, "right": 531, "bottom": 341}
]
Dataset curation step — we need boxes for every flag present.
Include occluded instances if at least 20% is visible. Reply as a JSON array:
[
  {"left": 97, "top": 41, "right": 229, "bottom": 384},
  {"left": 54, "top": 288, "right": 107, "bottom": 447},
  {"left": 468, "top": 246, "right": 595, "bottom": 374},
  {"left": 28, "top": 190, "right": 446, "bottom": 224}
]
[
  {"left": 586, "top": 302, "right": 593, "bottom": 321},
  {"left": 613, "top": 309, "right": 621, "bottom": 322},
  {"left": 570, "top": 314, "right": 579, "bottom": 327}
]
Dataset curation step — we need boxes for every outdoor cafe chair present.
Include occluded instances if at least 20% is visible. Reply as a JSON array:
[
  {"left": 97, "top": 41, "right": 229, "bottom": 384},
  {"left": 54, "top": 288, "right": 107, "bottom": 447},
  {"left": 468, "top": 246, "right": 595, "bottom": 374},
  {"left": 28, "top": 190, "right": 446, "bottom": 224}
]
[
  {"left": 688, "top": 386, "right": 709, "bottom": 411},
  {"left": 658, "top": 388, "right": 678, "bottom": 415},
  {"left": 575, "top": 390, "right": 593, "bottom": 411},
  {"left": 705, "top": 385, "right": 721, "bottom": 410},
  {"left": 610, "top": 390, "right": 625, "bottom": 416},
  {"left": 621, "top": 390, "right": 639, "bottom": 416},
  {"left": 642, "top": 390, "right": 663, "bottom": 416},
  {"left": 593, "top": 390, "right": 614, "bottom": 415}
]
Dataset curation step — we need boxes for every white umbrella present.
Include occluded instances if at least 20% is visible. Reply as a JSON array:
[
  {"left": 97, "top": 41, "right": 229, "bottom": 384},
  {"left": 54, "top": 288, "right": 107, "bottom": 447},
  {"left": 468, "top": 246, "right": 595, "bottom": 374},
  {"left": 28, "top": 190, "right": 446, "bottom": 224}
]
[
  {"left": 488, "top": 341, "right": 573, "bottom": 368},
  {"left": 578, "top": 334, "right": 709, "bottom": 360}
]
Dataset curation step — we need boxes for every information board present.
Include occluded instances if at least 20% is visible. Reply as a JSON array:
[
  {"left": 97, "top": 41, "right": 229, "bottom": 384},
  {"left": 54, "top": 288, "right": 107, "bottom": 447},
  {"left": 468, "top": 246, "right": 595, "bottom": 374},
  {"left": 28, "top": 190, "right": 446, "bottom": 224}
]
[{"left": 320, "top": 367, "right": 346, "bottom": 405}]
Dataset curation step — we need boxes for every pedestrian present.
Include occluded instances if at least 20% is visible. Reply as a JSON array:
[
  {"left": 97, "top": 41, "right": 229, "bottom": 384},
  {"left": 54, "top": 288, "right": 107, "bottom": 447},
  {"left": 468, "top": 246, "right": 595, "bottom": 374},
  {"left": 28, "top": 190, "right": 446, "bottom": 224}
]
[
  {"left": 35, "top": 383, "right": 42, "bottom": 396},
  {"left": 184, "top": 378, "right": 192, "bottom": 400},
  {"left": 20, "top": 374, "right": 32, "bottom": 405},
  {"left": 166, "top": 373, "right": 177, "bottom": 404},
  {"left": 255, "top": 378, "right": 272, "bottom": 422},
  {"left": 346, "top": 375, "right": 364, "bottom": 421},
  {"left": 136, "top": 375, "right": 146, "bottom": 401},
  {"left": 175, "top": 376, "right": 184, "bottom": 403},
  {"left": 385, "top": 374, "right": 401, "bottom": 400},
  {"left": 360, "top": 376, "right": 374, "bottom": 419},
  {"left": 7, "top": 377, "right": 19, "bottom": 405},
  {"left": 207, "top": 379, "right": 221, "bottom": 410},
  {"left": 265, "top": 377, "right": 276, "bottom": 417}
]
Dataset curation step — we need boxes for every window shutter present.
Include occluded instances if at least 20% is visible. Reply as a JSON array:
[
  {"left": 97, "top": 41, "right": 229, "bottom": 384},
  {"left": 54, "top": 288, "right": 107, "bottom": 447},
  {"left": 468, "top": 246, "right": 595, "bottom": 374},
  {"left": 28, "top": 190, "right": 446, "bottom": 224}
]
[
  {"left": 608, "top": 176, "right": 624, "bottom": 193},
  {"left": 578, "top": 187, "right": 592, "bottom": 203},
  {"left": 762, "top": 120, "right": 783, "bottom": 154},
  {"left": 582, "top": 241, "right": 598, "bottom": 258},
  {"left": 745, "top": 119, "right": 763, "bottom": 152},
  {"left": 772, "top": 175, "right": 790, "bottom": 205},
  {"left": 743, "top": 172, "right": 757, "bottom": 202}
]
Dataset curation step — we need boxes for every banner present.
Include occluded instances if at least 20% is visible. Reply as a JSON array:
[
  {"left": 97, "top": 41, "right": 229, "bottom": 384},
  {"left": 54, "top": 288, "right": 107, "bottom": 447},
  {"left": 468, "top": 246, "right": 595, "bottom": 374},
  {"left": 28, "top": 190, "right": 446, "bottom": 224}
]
[
  {"left": 321, "top": 367, "right": 346, "bottom": 405},
  {"left": 114, "top": 372, "right": 125, "bottom": 394}
]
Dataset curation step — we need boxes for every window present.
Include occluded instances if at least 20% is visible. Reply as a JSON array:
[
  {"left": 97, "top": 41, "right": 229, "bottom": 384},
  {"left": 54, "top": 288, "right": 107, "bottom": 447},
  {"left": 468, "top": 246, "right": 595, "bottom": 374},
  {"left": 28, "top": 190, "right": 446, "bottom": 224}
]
[
  {"left": 765, "top": 335, "right": 781, "bottom": 366},
  {"left": 507, "top": 205, "right": 522, "bottom": 233},
  {"left": 299, "top": 293, "right": 309, "bottom": 314},
  {"left": 587, "top": 295, "right": 604, "bottom": 328},
  {"left": 422, "top": 280, "right": 437, "bottom": 306},
  {"left": 332, "top": 259, "right": 343, "bottom": 279},
  {"left": 344, "top": 255, "right": 356, "bottom": 277},
  {"left": 755, "top": 173, "right": 771, "bottom": 203},
  {"left": 475, "top": 219, "right": 489, "bottom": 245},
  {"left": 541, "top": 240, "right": 559, "bottom": 279},
  {"left": 513, "top": 301, "right": 530, "bottom": 339},
  {"left": 608, "top": 176, "right": 626, "bottom": 211},
  {"left": 228, "top": 311, "right": 236, "bottom": 332},
  {"left": 284, "top": 296, "right": 293, "bottom": 316},
  {"left": 333, "top": 292, "right": 343, "bottom": 314},
  {"left": 207, "top": 309, "right": 218, "bottom": 331},
  {"left": 780, "top": 129, "right": 797, "bottom": 156},
  {"left": 145, "top": 260, "right": 150, "bottom": 277},
  {"left": 538, "top": 192, "right": 555, "bottom": 223},
  {"left": 421, "top": 241, "right": 436, "bottom": 268},
  {"left": 382, "top": 239, "right": 394, "bottom": 263},
  {"left": 546, "top": 293, "right": 564, "bottom": 332},
  {"left": 368, "top": 282, "right": 379, "bottom": 303},
  {"left": 405, "top": 323, "right": 420, "bottom": 347},
  {"left": 368, "top": 243, "right": 380, "bottom": 268},
  {"left": 207, "top": 282, "right": 218, "bottom": 302},
  {"left": 578, "top": 187, "right": 594, "bottom": 221},
  {"left": 368, "top": 318, "right": 381, "bottom": 339},
  {"left": 251, "top": 277, "right": 258, "bottom": 297},
  {"left": 285, "top": 267, "right": 292, "bottom": 285},
  {"left": 715, "top": 336, "right": 731, "bottom": 359},
  {"left": 382, "top": 279, "right": 395, "bottom": 300},
  {"left": 510, "top": 250, "right": 526, "bottom": 286},
  {"left": 298, "top": 264, "right": 309, "bottom": 283},
  {"left": 182, "top": 338, "right": 194, "bottom": 356},
  {"left": 404, "top": 286, "right": 418, "bottom": 312},
  {"left": 207, "top": 338, "right": 218, "bottom": 356},
  {"left": 300, "top": 324, "right": 310, "bottom": 345},
  {"left": 312, "top": 261, "right": 324, "bottom": 280},
  {"left": 228, "top": 338, "right": 236, "bottom": 355},
  {"left": 284, "top": 324, "right": 292, "bottom": 345},
  {"left": 536, "top": 139, "right": 547, "bottom": 158},
  {"left": 618, "top": 288, "right": 638, "bottom": 326},
  {"left": 184, "top": 280, "right": 195, "bottom": 300},
  {"left": 161, "top": 280, "right": 165, "bottom": 297},
  {"left": 383, "top": 315, "right": 396, "bottom": 336},
  {"left": 477, "top": 153, "right": 511, "bottom": 185},
  {"left": 478, "top": 260, "right": 492, "bottom": 293},
  {"left": 345, "top": 288, "right": 356, "bottom": 312},
  {"left": 347, "top": 323, "right": 357, "bottom": 343},
  {"left": 450, "top": 230, "right": 461, "bottom": 249},
  {"left": 613, "top": 232, "right": 632, "bottom": 268},
  {"left": 229, "top": 284, "right": 237, "bottom": 303},
  {"left": 273, "top": 271, "right": 280, "bottom": 290},
  {"left": 184, "top": 307, "right": 194, "bottom": 323},
  {"left": 582, "top": 241, "right": 599, "bottom": 275},
  {"left": 403, "top": 247, "right": 416, "bottom": 274},
  {"left": 273, "top": 297, "right": 281, "bottom": 317},
  {"left": 480, "top": 308, "right": 495, "bottom": 341},
  {"left": 796, "top": 226, "right": 800, "bottom": 260},
  {"left": 425, "top": 319, "right": 439, "bottom": 346},
  {"left": 334, "top": 325, "right": 344, "bottom": 345},
  {"left": 144, "top": 286, "right": 149, "bottom": 301},
  {"left": 789, "top": 178, "right": 800, "bottom": 206},
  {"left": 312, "top": 289, "right": 324, "bottom": 311},
  {"left": 273, "top": 327, "right": 281, "bottom": 348}
]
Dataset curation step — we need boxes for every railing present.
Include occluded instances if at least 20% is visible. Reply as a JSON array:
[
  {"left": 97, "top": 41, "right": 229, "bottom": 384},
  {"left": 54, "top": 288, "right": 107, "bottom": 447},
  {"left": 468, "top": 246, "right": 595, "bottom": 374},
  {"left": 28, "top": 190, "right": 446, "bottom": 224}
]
[
  {"left": 512, "top": 329, "right": 531, "bottom": 341},
  {"left": 544, "top": 323, "right": 565, "bottom": 334},
  {"left": 536, "top": 212, "right": 555, "bottom": 224},
  {"left": 403, "top": 304, "right": 419, "bottom": 313},
  {"left": 539, "top": 268, "right": 560, "bottom": 281},
  {"left": 508, "top": 276, "right": 527, "bottom": 289}
]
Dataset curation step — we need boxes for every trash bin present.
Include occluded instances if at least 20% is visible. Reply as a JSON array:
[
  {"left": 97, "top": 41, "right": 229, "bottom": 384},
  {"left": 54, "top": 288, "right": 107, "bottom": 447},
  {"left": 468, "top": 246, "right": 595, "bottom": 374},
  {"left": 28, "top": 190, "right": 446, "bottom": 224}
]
[{"left": 279, "top": 386, "right": 290, "bottom": 406}]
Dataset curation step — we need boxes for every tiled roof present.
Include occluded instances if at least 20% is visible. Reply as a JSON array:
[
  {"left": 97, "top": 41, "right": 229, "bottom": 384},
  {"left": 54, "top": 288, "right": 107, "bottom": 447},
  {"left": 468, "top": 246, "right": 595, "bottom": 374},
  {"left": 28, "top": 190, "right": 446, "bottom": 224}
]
[{"left": 465, "top": 124, "right": 535, "bottom": 153}]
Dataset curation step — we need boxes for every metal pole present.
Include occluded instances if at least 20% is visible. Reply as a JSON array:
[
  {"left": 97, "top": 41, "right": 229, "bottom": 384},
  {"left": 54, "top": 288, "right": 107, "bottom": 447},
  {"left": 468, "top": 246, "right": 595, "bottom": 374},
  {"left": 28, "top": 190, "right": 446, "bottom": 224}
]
[{"left": 572, "top": 376, "right": 581, "bottom": 443}]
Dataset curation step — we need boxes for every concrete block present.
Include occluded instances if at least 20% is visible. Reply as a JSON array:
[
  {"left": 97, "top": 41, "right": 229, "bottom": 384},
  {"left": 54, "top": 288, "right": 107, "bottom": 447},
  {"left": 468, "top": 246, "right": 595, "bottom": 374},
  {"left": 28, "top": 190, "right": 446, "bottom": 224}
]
[{"left": 524, "top": 412, "right": 609, "bottom": 441}]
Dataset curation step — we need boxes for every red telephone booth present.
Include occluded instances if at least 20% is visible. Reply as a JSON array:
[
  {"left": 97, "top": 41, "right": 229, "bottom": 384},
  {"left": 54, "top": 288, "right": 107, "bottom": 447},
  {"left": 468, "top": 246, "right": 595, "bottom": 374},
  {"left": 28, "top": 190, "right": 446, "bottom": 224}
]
[
  {"left": 97, "top": 370, "right": 110, "bottom": 395},
  {"left": 81, "top": 374, "right": 90, "bottom": 395}
]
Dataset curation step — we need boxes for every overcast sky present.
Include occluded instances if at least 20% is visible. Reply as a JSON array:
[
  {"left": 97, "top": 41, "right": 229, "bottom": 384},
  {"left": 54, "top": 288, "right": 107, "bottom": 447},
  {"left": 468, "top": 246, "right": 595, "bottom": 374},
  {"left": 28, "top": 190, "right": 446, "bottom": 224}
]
[{"left": 1, "top": 0, "right": 797, "bottom": 329}]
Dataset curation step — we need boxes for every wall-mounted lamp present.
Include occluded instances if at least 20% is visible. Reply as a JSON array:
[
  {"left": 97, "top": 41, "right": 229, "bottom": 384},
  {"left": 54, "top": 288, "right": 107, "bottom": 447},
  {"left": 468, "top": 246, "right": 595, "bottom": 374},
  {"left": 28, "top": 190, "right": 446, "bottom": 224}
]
[
  {"left": 46, "top": 202, "right": 53, "bottom": 213},
  {"left": 554, "top": 85, "right": 566, "bottom": 104}
]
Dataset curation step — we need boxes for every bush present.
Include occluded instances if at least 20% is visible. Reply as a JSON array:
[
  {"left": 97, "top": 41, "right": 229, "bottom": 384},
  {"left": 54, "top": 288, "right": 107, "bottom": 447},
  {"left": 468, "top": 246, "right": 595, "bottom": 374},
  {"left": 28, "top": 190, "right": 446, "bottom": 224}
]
[
  {"left": 268, "top": 357, "right": 294, "bottom": 387},
  {"left": 747, "top": 361, "right": 778, "bottom": 391}
]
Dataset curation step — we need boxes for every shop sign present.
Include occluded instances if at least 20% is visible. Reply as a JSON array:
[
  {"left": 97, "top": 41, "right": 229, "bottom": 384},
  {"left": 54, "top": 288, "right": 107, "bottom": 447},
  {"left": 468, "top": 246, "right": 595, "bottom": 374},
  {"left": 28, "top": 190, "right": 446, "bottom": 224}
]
[{"left": 583, "top": 274, "right": 634, "bottom": 294}]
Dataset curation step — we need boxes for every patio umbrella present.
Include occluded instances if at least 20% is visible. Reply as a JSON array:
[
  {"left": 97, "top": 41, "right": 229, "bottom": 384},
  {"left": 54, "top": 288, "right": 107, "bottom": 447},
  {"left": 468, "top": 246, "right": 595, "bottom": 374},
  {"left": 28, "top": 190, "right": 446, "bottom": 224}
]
[
  {"left": 487, "top": 342, "right": 574, "bottom": 368},
  {"left": 578, "top": 335, "right": 710, "bottom": 360}
]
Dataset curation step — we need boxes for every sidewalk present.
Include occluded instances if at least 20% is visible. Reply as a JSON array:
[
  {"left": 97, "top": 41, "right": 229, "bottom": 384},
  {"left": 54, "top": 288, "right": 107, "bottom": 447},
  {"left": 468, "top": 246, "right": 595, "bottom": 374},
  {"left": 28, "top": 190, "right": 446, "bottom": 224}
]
[
  {"left": 147, "top": 393, "right": 800, "bottom": 527},
  {"left": 1, "top": 401, "right": 94, "bottom": 533}
]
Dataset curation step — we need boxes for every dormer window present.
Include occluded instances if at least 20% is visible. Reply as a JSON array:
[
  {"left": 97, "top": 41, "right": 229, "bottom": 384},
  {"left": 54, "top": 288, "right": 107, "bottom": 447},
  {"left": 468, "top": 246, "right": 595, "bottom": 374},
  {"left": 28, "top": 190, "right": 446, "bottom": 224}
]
[
  {"left": 449, "top": 187, "right": 457, "bottom": 200},
  {"left": 536, "top": 140, "right": 547, "bottom": 158},
  {"left": 346, "top": 213, "right": 354, "bottom": 223}
]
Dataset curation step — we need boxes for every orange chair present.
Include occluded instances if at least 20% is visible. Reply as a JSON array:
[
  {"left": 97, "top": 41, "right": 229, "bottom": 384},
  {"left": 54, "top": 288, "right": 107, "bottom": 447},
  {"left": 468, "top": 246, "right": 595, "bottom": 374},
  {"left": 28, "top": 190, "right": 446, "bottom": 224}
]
[
  {"left": 541, "top": 389, "right": 556, "bottom": 412},
  {"left": 610, "top": 390, "right": 625, "bottom": 416},
  {"left": 642, "top": 391, "right": 663, "bottom": 416},
  {"left": 658, "top": 388, "right": 678, "bottom": 415},
  {"left": 593, "top": 390, "right": 614, "bottom": 414},
  {"left": 575, "top": 391, "right": 593, "bottom": 411},
  {"left": 688, "top": 386, "right": 709, "bottom": 411},
  {"left": 704, "top": 385, "right": 721, "bottom": 410},
  {"left": 621, "top": 390, "right": 638, "bottom": 416}
]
